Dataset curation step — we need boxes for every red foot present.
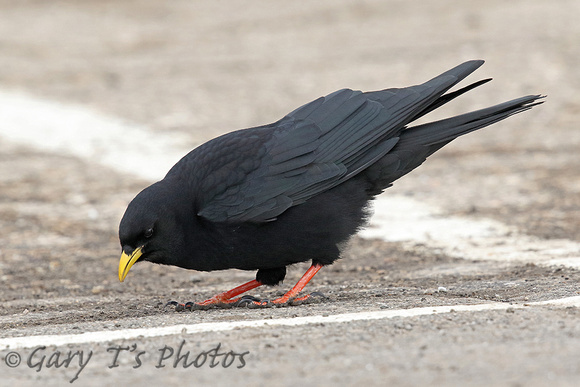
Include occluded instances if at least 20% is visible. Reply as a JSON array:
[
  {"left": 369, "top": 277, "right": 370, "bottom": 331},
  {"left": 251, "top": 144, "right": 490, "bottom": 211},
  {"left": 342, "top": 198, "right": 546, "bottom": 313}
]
[
  {"left": 167, "top": 263, "right": 325, "bottom": 310},
  {"left": 254, "top": 264, "right": 324, "bottom": 305},
  {"left": 195, "top": 279, "right": 262, "bottom": 306}
]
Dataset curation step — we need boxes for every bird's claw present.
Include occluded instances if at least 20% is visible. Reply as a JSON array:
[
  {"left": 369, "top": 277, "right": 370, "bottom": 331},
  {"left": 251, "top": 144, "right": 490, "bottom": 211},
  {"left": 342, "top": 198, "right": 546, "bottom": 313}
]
[
  {"left": 287, "top": 291, "right": 327, "bottom": 306},
  {"left": 235, "top": 295, "right": 268, "bottom": 307},
  {"left": 165, "top": 300, "right": 187, "bottom": 311},
  {"left": 165, "top": 300, "right": 199, "bottom": 311},
  {"left": 309, "top": 291, "right": 326, "bottom": 299},
  {"left": 237, "top": 292, "right": 327, "bottom": 307},
  {"left": 165, "top": 291, "right": 326, "bottom": 311}
]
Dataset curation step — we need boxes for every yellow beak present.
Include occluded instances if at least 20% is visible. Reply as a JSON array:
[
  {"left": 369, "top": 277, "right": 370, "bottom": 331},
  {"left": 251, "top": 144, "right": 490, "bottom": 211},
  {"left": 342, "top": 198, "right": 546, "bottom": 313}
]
[{"left": 118, "top": 246, "right": 144, "bottom": 282}]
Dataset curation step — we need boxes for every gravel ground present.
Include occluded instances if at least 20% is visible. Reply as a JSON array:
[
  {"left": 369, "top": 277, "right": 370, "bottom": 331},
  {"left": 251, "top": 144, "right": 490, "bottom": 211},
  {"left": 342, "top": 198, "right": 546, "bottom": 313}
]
[{"left": 0, "top": 1, "right": 579, "bottom": 386}]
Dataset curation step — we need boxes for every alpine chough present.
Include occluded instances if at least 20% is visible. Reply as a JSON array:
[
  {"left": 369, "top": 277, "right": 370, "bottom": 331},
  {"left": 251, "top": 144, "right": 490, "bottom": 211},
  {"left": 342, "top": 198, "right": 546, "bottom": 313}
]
[{"left": 118, "top": 60, "right": 543, "bottom": 308}]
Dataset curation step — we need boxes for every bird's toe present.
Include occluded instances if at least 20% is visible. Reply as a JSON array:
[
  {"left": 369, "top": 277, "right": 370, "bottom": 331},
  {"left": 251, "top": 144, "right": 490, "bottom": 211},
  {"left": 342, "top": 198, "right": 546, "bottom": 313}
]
[
  {"left": 235, "top": 295, "right": 271, "bottom": 308},
  {"left": 165, "top": 300, "right": 188, "bottom": 311},
  {"left": 235, "top": 295, "right": 262, "bottom": 307},
  {"left": 287, "top": 292, "right": 327, "bottom": 305},
  {"left": 309, "top": 291, "right": 327, "bottom": 299}
]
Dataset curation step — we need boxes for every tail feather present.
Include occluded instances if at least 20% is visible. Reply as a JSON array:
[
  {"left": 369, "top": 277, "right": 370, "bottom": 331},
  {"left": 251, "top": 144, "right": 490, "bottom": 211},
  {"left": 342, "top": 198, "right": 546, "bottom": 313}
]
[
  {"left": 364, "top": 94, "right": 545, "bottom": 194},
  {"left": 398, "top": 94, "right": 544, "bottom": 147},
  {"left": 411, "top": 78, "right": 492, "bottom": 121}
]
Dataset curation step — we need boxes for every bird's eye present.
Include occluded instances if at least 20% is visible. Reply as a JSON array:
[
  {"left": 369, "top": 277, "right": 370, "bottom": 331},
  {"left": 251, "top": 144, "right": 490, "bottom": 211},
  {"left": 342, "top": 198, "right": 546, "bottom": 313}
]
[{"left": 144, "top": 228, "right": 154, "bottom": 238}]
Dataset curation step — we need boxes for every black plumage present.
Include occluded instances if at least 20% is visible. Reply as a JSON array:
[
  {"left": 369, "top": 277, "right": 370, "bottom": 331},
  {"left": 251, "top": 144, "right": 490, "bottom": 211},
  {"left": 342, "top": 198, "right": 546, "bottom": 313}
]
[{"left": 118, "top": 60, "right": 543, "bottom": 307}]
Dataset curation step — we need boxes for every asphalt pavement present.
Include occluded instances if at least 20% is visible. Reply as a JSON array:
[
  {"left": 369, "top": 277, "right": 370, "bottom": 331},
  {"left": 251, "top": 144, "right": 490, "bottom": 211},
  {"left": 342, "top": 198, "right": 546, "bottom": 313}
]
[{"left": 0, "top": 1, "right": 579, "bottom": 386}]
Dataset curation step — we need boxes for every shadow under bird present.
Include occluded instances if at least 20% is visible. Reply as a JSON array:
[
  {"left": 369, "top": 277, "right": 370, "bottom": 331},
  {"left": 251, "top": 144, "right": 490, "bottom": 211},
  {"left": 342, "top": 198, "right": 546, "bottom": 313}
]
[{"left": 118, "top": 60, "right": 543, "bottom": 309}]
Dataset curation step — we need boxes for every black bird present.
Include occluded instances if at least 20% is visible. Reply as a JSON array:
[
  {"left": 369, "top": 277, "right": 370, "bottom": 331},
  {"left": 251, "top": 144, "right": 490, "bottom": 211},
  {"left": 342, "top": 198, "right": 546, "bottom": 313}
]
[{"left": 118, "top": 60, "right": 542, "bottom": 308}]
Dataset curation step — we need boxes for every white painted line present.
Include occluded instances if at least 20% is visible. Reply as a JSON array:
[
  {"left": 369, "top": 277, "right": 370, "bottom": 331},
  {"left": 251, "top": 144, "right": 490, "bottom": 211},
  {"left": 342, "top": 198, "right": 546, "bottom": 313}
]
[
  {"left": 531, "top": 296, "right": 580, "bottom": 306},
  {"left": 1, "top": 296, "right": 579, "bottom": 350},
  {"left": 362, "top": 195, "right": 580, "bottom": 268},
  {"left": 0, "top": 89, "right": 578, "bottom": 268},
  {"left": 0, "top": 90, "right": 187, "bottom": 181}
]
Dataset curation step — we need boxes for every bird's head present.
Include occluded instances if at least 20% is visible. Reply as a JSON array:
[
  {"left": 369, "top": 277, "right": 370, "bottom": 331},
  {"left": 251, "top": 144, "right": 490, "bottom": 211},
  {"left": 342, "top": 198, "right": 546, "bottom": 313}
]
[{"left": 118, "top": 180, "right": 189, "bottom": 282}]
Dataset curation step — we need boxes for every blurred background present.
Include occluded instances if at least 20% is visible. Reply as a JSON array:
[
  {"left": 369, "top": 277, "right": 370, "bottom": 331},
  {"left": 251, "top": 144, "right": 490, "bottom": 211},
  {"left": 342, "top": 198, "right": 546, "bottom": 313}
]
[
  {"left": 0, "top": 1, "right": 579, "bottom": 386},
  {"left": 0, "top": 0, "right": 572, "bottom": 136}
]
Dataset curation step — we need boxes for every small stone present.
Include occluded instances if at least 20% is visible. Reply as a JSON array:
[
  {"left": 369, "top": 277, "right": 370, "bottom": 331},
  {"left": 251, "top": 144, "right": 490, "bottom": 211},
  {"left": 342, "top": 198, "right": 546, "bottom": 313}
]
[{"left": 91, "top": 285, "right": 105, "bottom": 294}]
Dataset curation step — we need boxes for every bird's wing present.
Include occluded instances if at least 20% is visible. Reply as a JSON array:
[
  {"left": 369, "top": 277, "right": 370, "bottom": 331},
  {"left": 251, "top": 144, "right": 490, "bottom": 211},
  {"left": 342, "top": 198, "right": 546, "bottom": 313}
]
[{"left": 196, "top": 61, "right": 485, "bottom": 223}]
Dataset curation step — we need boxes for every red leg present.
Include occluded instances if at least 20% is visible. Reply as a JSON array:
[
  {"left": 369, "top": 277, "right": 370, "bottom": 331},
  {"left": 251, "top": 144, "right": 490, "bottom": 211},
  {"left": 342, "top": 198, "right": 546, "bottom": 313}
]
[
  {"left": 195, "top": 279, "right": 262, "bottom": 306},
  {"left": 169, "top": 264, "right": 324, "bottom": 310},
  {"left": 265, "top": 263, "right": 323, "bottom": 305}
]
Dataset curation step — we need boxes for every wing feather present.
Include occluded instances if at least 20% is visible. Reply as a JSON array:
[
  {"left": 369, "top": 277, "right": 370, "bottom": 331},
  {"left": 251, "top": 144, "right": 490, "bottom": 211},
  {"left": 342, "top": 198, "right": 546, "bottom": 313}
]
[{"left": 195, "top": 60, "right": 486, "bottom": 222}]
